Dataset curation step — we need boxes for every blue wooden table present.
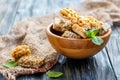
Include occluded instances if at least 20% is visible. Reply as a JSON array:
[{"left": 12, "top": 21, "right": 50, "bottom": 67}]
[{"left": 0, "top": 0, "right": 119, "bottom": 80}]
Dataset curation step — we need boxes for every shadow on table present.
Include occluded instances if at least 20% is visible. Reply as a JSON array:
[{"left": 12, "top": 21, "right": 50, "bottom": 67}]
[{"left": 42, "top": 55, "right": 98, "bottom": 80}]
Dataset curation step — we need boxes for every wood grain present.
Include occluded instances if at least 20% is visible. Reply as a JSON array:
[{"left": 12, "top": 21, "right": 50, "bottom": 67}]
[
  {"left": 0, "top": 0, "right": 118, "bottom": 80},
  {"left": 0, "top": 0, "right": 21, "bottom": 35},
  {"left": 105, "top": 25, "right": 120, "bottom": 80}
]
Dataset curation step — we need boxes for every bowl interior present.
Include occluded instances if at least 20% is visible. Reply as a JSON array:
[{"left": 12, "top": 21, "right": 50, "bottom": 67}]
[
  {"left": 48, "top": 24, "right": 111, "bottom": 41},
  {"left": 49, "top": 25, "right": 63, "bottom": 36}
]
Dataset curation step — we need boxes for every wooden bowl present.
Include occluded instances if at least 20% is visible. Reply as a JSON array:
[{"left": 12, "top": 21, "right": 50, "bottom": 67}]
[{"left": 46, "top": 24, "right": 112, "bottom": 59}]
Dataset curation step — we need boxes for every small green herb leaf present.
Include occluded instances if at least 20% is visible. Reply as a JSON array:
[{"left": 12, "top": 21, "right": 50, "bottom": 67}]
[
  {"left": 90, "top": 29, "right": 99, "bottom": 37},
  {"left": 46, "top": 71, "right": 63, "bottom": 78},
  {"left": 85, "top": 29, "right": 99, "bottom": 38},
  {"left": 3, "top": 61, "right": 18, "bottom": 68},
  {"left": 85, "top": 30, "right": 91, "bottom": 37},
  {"left": 92, "top": 36, "right": 104, "bottom": 45}
]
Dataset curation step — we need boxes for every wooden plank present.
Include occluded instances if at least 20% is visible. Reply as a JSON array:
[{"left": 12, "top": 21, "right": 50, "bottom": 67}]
[
  {"left": 0, "top": 0, "right": 21, "bottom": 35},
  {"left": 105, "top": 25, "right": 120, "bottom": 80},
  {"left": 14, "top": 0, "right": 83, "bottom": 22},
  {"left": 13, "top": 0, "right": 116, "bottom": 80},
  {"left": 48, "top": 51, "right": 116, "bottom": 80}
]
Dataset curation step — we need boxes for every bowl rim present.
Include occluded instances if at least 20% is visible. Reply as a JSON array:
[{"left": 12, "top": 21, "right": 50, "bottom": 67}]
[{"left": 46, "top": 23, "right": 112, "bottom": 41}]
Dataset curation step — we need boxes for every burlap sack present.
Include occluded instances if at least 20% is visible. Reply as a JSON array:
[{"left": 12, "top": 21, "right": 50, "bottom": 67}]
[
  {"left": 75, "top": 0, "right": 120, "bottom": 25},
  {"left": 0, "top": 15, "right": 59, "bottom": 80}
]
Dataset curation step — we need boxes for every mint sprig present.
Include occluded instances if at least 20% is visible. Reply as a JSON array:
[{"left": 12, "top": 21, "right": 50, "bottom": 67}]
[
  {"left": 46, "top": 71, "right": 63, "bottom": 78},
  {"left": 85, "top": 29, "right": 104, "bottom": 45},
  {"left": 3, "top": 61, "right": 18, "bottom": 68}
]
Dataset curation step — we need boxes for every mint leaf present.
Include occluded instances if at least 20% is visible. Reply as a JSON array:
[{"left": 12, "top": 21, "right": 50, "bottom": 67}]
[
  {"left": 3, "top": 61, "right": 18, "bottom": 68},
  {"left": 90, "top": 29, "right": 99, "bottom": 37},
  {"left": 92, "top": 36, "right": 104, "bottom": 45},
  {"left": 46, "top": 71, "right": 63, "bottom": 78},
  {"left": 85, "top": 29, "right": 99, "bottom": 38},
  {"left": 85, "top": 30, "right": 91, "bottom": 38}
]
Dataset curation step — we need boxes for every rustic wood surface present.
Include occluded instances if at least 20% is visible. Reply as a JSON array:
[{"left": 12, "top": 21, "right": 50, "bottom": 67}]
[{"left": 0, "top": 0, "right": 119, "bottom": 80}]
